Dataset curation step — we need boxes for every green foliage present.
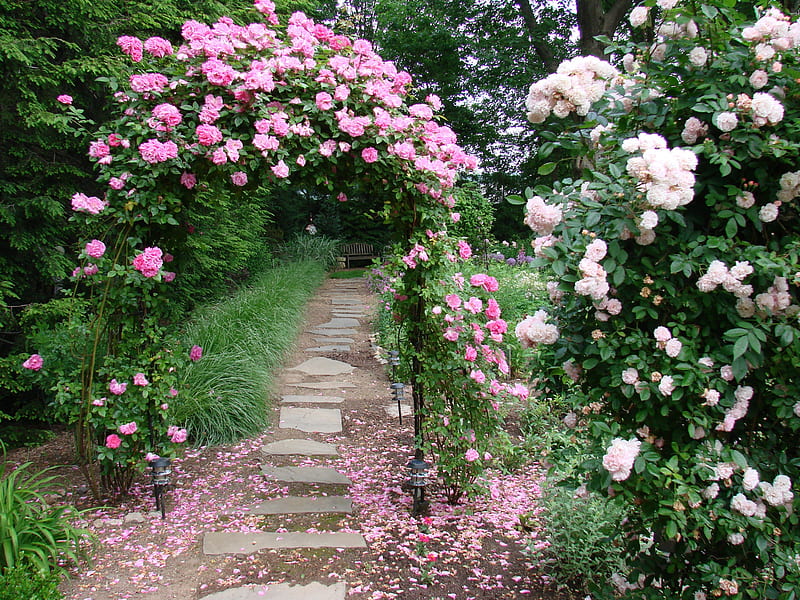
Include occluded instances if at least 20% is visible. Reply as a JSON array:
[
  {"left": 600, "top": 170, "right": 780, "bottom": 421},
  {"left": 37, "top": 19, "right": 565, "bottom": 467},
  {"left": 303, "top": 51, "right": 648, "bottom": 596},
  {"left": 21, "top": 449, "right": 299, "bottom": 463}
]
[
  {"left": 278, "top": 234, "right": 342, "bottom": 271},
  {"left": 447, "top": 183, "right": 495, "bottom": 247},
  {"left": 175, "top": 261, "right": 325, "bottom": 445},
  {"left": 0, "top": 449, "right": 91, "bottom": 573},
  {"left": 0, "top": 563, "right": 63, "bottom": 600}
]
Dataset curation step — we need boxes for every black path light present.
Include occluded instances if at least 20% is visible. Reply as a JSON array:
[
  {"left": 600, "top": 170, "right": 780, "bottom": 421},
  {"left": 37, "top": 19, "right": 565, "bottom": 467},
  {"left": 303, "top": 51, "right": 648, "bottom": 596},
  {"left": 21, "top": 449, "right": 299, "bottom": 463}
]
[
  {"left": 406, "top": 449, "right": 431, "bottom": 516},
  {"left": 149, "top": 457, "right": 172, "bottom": 519},
  {"left": 390, "top": 381, "right": 405, "bottom": 425}
]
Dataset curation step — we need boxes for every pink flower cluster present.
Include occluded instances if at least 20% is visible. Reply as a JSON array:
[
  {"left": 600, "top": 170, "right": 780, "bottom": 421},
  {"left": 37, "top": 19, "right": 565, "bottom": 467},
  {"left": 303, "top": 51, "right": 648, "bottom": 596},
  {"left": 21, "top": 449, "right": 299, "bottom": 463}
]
[
  {"left": 167, "top": 425, "right": 188, "bottom": 443},
  {"left": 84, "top": 239, "right": 106, "bottom": 258},
  {"left": 696, "top": 260, "right": 755, "bottom": 310},
  {"left": 742, "top": 8, "right": 800, "bottom": 63},
  {"left": 71, "top": 192, "right": 107, "bottom": 214},
  {"left": 22, "top": 353, "right": 43, "bottom": 371},
  {"left": 132, "top": 246, "right": 164, "bottom": 278},
  {"left": 119, "top": 421, "right": 138, "bottom": 435},
  {"left": 653, "top": 326, "right": 683, "bottom": 358},
  {"left": 401, "top": 243, "right": 429, "bottom": 269},
  {"left": 602, "top": 437, "right": 641, "bottom": 481},
  {"left": 525, "top": 55, "right": 621, "bottom": 122},
  {"left": 681, "top": 116, "right": 708, "bottom": 144},
  {"left": 139, "top": 139, "right": 178, "bottom": 163},
  {"left": 754, "top": 276, "right": 796, "bottom": 316}
]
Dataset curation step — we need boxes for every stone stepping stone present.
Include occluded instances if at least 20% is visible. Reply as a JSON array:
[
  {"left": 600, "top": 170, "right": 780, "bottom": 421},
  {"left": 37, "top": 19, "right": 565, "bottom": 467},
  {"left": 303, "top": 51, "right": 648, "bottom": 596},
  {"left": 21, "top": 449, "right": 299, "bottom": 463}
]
[
  {"left": 304, "top": 344, "right": 351, "bottom": 352},
  {"left": 317, "top": 318, "right": 360, "bottom": 328},
  {"left": 312, "top": 337, "right": 354, "bottom": 344},
  {"left": 281, "top": 394, "right": 344, "bottom": 404},
  {"left": 261, "top": 439, "right": 338, "bottom": 456},
  {"left": 289, "top": 357, "right": 354, "bottom": 376},
  {"left": 244, "top": 495, "right": 352, "bottom": 515},
  {"left": 332, "top": 313, "right": 364, "bottom": 318},
  {"left": 310, "top": 328, "right": 357, "bottom": 336},
  {"left": 280, "top": 407, "right": 342, "bottom": 433},
  {"left": 203, "top": 532, "right": 366, "bottom": 555},
  {"left": 261, "top": 465, "right": 352, "bottom": 484},
  {"left": 331, "top": 298, "right": 363, "bottom": 305},
  {"left": 288, "top": 381, "right": 355, "bottom": 390},
  {"left": 383, "top": 404, "right": 413, "bottom": 417},
  {"left": 200, "top": 582, "right": 346, "bottom": 600}
]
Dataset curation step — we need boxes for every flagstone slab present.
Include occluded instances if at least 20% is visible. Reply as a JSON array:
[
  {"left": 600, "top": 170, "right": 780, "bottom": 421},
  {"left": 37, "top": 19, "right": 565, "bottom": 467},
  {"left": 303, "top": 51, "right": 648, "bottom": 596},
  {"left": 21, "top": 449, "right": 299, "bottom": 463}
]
[
  {"left": 312, "top": 337, "right": 354, "bottom": 344},
  {"left": 287, "top": 381, "right": 356, "bottom": 390},
  {"left": 317, "top": 318, "right": 360, "bottom": 328},
  {"left": 304, "top": 345, "right": 351, "bottom": 352},
  {"left": 280, "top": 407, "right": 342, "bottom": 433},
  {"left": 289, "top": 357, "right": 354, "bottom": 376},
  {"left": 310, "top": 328, "right": 358, "bottom": 336},
  {"left": 203, "top": 532, "right": 366, "bottom": 555},
  {"left": 261, "top": 465, "right": 352, "bottom": 484},
  {"left": 200, "top": 582, "right": 347, "bottom": 600},
  {"left": 281, "top": 394, "right": 344, "bottom": 404},
  {"left": 331, "top": 298, "right": 363, "bottom": 305},
  {"left": 244, "top": 495, "right": 352, "bottom": 515},
  {"left": 261, "top": 439, "right": 338, "bottom": 456},
  {"left": 332, "top": 313, "right": 365, "bottom": 319}
]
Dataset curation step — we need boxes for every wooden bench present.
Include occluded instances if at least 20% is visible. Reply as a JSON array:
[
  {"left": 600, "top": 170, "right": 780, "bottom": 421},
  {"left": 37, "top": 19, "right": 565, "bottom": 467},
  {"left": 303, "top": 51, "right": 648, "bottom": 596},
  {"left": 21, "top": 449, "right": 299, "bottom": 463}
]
[{"left": 340, "top": 243, "right": 377, "bottom": 268}]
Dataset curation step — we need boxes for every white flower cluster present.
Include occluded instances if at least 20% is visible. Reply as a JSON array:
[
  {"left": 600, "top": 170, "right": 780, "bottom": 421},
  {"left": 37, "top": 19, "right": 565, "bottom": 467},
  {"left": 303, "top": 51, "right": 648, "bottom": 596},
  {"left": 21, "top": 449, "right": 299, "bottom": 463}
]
[
  {"left": 514, "top": 309, "right": 559, "bottom": 348},
  {"left": 523, "top": 195, "right": 562, "bottom": 235},
  {"left": 760, "top": 474, "right": 794, "bottom": 507},
  {"left": 525, "top": 56, "right": 620, "bottom": 123},
  {"left": 602, "top": 437, "right": 641, "bottom": 481},
  {"left": 696, "top": 260, "right": 754, "bottom": 307},
  {"left": 755, "top": 276, "right": 798, "bottom": 316},
  {"left": 624, "top": 133, "right": 698, "bottom": 212},
  {"left": 716, "top": 385, "right": 753, "bottom": 432},
  {"left": 574, "top": 237, "right": 610, "bottom": 301},
  {"left": 681, "top": 117, "right": 707, "bottom": 144},
  {"left": 777, "top": 170, "right": 800, "bottom": 203},
  {"left": 653, "top": 326, "right": 683, "bottom": 357},
  {"left": 742, "top": 8, "right": 800, "bottom": 63}
]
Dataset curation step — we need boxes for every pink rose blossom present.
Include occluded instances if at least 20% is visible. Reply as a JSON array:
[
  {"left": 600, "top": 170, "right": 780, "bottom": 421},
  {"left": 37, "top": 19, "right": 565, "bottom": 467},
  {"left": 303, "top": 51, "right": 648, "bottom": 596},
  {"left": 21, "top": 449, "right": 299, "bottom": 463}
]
[
  {"left": 119, "top": 421, "right": 138, "bottom": 435},
  {"left": 83, "top": 264, "right": 98, "bottom": 276},
  {"left": 190, "top": 345, "right": 203, "bottom": 361},
  {"left": 180, "top": 172, "right": 197, "bottom": 189},
  {"left": 144, "top": 36, "right": 173, "bottom": 57},
  {"left": 445, "top": 294, "right": 461, "bottom": 310},
  {"left": 361, "top": 147, "right": 379, "bottom": 163},
  {"left": 105, "top": 434, "right": 122, "bottom": 449},
  {"left": 132, "top": 246, "right": 163, "bottom": 278},
  {"left": 464, "top": 346, "right": 478, "bottom": 362},
  {"left": 315, "top": 92, "right": 333, "bottom": 110},
  {"left": 170, "top": 427, "right": 188, "bottom": 443},
  {"left": 109, "top": 379, "right": 127, "bottom": 395},
  {"left": 163, "top": 271, "right": 176, "bottom": 282},
  {"left": 271, "top": 160, "right": 290, "bottom": 178},
  {"left": 92, "top": 397, "right": 105, "bottom": 407},
  {"left": 139, "top": 139, "right": 178, "bottom": 163},
  {"left": 133, "top": 373, "right": 149, "bottom": 386},
  {"left": 85, "top": 239, "right": 106, "bottom": 258},
  {"left": 457, "top": 240, "right": 472, "bottom": 259},
  {"left": 22, "top": 354, "right": 43, "bottom": 371},
  {"left": 169, "top": 387, "right": 179, "bottom": 397},
  {"left": 602, "top": 438, "right": 641, "bottom": 481},
  {"left": 117, "top": 36, "right": 143, "bottom": 61},
  {"left": 196, "top": 124, "right": 223, "bottom": 146},
  {"left": 145, "top": 452, "right": 160, "bottom": 462},
  {"left": 231, "top": 171, "right": 248, "bottom": 186},
  {"left": 465, "top": 448, "right": 480, "bottom": 462},
  {"left": 469, "top": 369, "right": 486, "bottom": 384},
  {"left": 464, "top": 297, "right": 483, "bottom": 314},
  {"left": 57, "top": 94, "right": 73, "bottom": 105}
]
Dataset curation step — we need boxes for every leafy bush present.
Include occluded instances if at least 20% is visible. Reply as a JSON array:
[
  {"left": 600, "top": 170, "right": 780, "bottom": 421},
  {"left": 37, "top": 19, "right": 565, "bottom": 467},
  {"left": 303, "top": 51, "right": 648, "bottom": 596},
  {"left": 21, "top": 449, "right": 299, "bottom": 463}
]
[
  {"left": 517, "top": 1, "right": 800, "bottom": 596},
  {"left": 448, "top": 183, "right": 495, "bottom": 247},
  {"left": 175, "top": 261, "right": 325, "bottom": 445},
  {"left": 531, "top": 483, "right": 628, "bottom": 594},
  {"left": 0, "top": 563, "right": 63, "bottom": 600},
  {"left": 0, "top": 451, "right": 90, "bottom": 573}
]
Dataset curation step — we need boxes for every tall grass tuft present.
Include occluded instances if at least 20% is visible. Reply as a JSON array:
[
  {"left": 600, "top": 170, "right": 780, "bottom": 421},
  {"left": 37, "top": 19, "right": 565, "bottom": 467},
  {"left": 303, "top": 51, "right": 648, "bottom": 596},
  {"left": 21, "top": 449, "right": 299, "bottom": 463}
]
[
  {"left": 175, "top": 261, "right": 325, "bottom": 445},
  {"left": 278, "top": 234, "right": 341, "bottom": 270},
  {"left": 0, "top": 447, "right": 91, "bottom": 574}
]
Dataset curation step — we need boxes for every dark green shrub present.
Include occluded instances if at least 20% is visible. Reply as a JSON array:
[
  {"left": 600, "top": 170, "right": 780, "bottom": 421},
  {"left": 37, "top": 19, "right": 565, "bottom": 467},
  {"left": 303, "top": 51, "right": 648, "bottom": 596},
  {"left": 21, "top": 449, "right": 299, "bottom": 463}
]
[{"left": 0, "top": 563, "right": 63, "bottom": 600}]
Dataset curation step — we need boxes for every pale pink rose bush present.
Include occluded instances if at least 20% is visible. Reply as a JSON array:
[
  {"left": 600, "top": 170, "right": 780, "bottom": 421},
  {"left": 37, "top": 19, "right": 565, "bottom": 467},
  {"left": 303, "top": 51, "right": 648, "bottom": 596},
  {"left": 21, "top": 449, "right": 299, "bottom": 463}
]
[{"left": 519, "top": 1, "right": 800, "bottom": 597}]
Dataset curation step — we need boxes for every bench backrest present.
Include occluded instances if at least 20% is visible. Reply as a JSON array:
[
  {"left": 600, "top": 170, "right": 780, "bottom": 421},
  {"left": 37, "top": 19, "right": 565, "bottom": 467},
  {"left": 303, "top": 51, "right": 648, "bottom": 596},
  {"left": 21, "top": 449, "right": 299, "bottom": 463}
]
[{"left": 341, "top": 243, "right": 375, "bottom": 255}]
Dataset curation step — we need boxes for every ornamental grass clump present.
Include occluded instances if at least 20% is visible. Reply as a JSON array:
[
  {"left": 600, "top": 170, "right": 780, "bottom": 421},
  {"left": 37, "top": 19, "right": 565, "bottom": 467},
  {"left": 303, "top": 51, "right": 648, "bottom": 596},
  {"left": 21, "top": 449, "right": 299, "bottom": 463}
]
[
  {"left": 177, "top": 261, "right": 325, "bottom": 445},
  {"left": 515, "top": 1, "right": 800, "bottom": 597}
]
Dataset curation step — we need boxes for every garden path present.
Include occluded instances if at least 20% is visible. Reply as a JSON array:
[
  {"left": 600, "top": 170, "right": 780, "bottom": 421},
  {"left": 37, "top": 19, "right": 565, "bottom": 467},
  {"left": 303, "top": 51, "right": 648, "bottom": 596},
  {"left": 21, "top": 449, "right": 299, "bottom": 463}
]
[{"left": 198, "top": 278, "right": 398, "bottom": 600}]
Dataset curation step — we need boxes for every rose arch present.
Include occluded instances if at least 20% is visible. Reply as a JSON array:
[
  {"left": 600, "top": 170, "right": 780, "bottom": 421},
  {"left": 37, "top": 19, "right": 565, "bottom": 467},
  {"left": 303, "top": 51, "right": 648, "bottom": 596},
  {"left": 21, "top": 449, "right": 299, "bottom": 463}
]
[{"left": 36, "top": 1, "right": 482, "bottom": 497}]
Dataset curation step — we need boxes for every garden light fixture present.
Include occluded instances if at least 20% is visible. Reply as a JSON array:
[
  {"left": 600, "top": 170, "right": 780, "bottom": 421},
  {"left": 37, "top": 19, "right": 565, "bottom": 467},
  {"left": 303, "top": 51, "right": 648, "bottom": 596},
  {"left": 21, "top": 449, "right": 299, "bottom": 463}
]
[
  {"left": 149, "top": 457, "right": 172, "bottom": 519},
  {"left": 391, "top": 381, "right": 405, "bottom": 425},
  {"left": 406, "top": 450, "right": 431, "bottom": 516}
]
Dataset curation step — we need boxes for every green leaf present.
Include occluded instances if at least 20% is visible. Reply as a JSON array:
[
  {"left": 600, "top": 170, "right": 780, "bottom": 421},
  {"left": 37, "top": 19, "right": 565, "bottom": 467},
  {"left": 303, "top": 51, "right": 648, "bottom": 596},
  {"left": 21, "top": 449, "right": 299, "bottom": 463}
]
[
  {"left": 537, "top": 162, "right": 557, "bottom": 176},
  {"left": 506, "top": 194, "right": 526, "bottom": 205},
  {"left": 732, "top": 335, "right": 749, "bottom": 359}
]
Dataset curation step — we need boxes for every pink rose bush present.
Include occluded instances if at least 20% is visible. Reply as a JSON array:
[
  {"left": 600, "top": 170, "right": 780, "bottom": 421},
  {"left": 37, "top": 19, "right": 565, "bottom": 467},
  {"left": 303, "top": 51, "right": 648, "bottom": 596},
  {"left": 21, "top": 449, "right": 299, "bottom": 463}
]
[
  {"left": 47, "top": 1, "right": 475, "bottom": 497},
  {"left": 520, "top": 1, "right": 800, "bottom": 597}
]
